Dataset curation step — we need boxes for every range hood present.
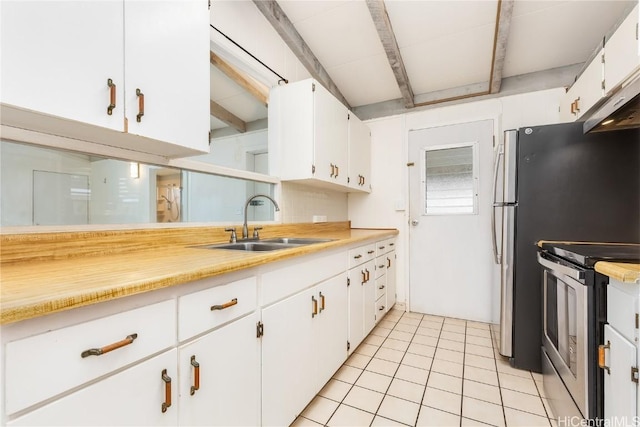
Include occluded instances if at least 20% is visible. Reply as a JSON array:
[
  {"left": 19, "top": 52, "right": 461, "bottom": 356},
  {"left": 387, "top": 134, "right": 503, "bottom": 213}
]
[{"left": 583, "top": 75, "right": 640, "bottom": 133}]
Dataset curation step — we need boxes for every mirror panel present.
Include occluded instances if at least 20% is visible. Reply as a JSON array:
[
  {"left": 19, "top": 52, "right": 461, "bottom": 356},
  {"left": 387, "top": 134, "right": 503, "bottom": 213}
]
[{"left": 0, "top": 140, "right": 275, "bottom": 227}]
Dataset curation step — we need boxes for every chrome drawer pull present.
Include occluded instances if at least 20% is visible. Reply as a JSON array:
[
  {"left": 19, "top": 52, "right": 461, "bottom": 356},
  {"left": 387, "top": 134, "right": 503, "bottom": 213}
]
[{"left": 81, "top": 333, "right": 138, "bottom": 358}]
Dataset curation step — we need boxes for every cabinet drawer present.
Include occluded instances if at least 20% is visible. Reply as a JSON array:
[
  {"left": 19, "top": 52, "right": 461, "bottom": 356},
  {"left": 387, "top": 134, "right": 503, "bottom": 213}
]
[
  {"left": 5, "top": 299, "right": 176, "bottom": 415},
  {"left": 178, "top": 276, "right": 257, "bottom": 341},
  {"left": 376, "top": 238, "right": 395, "bottom": 256},
  {"left": 375, "top": 295, "right": 387, "bottom": 322},
  {"left": 375, "top": 276, "right": 387, "bottom": 300},
  {"left": 262, "top": 251, "right": 346, "bottom": 306},
  {"left": 348, "top": 243, "right": 376, "bottom": 269},
  {"left": 375, "top": 256, "right": 387, "bottom": 279}
]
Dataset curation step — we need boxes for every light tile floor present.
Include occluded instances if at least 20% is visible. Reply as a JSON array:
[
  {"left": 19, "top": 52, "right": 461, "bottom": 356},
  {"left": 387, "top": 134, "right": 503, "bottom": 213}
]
[{"left": 292, "top": 308, "right": 556, "bottom": 427}]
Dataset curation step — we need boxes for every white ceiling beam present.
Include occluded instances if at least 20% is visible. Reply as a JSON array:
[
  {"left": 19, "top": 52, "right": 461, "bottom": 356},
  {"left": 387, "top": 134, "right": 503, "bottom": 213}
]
[
  {"left": 251, "top": 0, "right": 351, "bottom": 109},
  {"left": 210, "top": 51, "right": 269, "bottom": 107},
  {"left": 210, "top": 100, "right": 246, "bottom": 133},
  {"left": 366, "top": 0, "right": 415, "bottom": 108},
  {"left": 489, "top": 0, "right": 514, "bottom": 94}
]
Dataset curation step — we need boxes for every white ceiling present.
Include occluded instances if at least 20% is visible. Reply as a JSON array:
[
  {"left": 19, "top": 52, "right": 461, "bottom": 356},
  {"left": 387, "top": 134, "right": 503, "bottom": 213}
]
[{"left": 210, "top": 0, "right": 636, "bottom": 132}]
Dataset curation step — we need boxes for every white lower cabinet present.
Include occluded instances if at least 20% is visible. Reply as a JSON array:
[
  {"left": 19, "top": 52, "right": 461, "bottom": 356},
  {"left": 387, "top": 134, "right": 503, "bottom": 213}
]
[
  {"left": 315, "top": 274, "right": 348, "bottom": 388},
  {"left": 1, "top": 236, "right": 396, "bottom": 426},
  {"left": 603, "top": 324, "right": 637, "bottom": 421},
  {"left": 386, "top": 250, "right": 397, "bottom": 310},
  {"left": 603, "top": 278, "right": 640, "bottom": 422},
  {"left": 261, "top": 286, "right": 316, "bottom": 427},
  {"left": 178, "top": 312, "right": 260, "bottom": 426},
  {"left": 262, "top": 272, "right": 348, "bottom": 426},
  {"left": 8, "top": 349, "right": 178, "bottom": 426}
]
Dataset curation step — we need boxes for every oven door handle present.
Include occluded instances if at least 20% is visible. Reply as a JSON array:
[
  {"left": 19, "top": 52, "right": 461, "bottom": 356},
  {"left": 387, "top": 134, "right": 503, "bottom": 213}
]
[{"left": 537, "top": 252, "right": 585, "bottom": 281}]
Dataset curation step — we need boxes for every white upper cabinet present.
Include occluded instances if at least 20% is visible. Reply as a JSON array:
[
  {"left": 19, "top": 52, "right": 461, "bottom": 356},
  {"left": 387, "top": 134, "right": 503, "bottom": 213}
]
[
  {"left": 123, "top": 1, "right": 209, "bottom": 154},
  {"left": 0, "top": 1, "right": 209, "bottom": 158},
  {"left": 348, "top": 113, "right": 372, "bottom": 193},
  {"left": 0, "top": 1, "right": 125, "bottom": 131},
  {"left": 560, "top": 49, "right": 605, "bottom": 122},
  {"left": 270, "top": 78, "right": 371, "bottom": 192},
  {"left": 604, "top": 4, "right": 640, "bottom": 95}
]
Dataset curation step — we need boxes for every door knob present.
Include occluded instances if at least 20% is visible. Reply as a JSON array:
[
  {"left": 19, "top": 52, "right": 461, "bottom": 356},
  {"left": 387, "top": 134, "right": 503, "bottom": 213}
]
[{"left": 411, "top": 219, "right": 419, "bottom": 226}]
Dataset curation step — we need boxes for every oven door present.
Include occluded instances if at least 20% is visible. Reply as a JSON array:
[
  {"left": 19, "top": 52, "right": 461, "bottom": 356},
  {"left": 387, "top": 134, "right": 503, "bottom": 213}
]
[{"left": 539, "top": 252, "right": 589, "bottom": 417}]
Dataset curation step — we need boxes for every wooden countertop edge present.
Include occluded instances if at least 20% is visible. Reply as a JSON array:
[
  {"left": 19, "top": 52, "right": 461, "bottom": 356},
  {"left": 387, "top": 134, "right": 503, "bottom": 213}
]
[
  {"left": 1, "top": 228, "right": 398, "bottom": 325},
  {"left": 594, "top": 261, "right": 640, "bottom": 284}
]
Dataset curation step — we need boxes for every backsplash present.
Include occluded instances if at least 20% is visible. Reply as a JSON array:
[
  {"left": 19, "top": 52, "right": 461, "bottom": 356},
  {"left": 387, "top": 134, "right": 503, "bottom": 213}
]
[{"left": 280, "top": 182, "right": 348, "bottom": 224}]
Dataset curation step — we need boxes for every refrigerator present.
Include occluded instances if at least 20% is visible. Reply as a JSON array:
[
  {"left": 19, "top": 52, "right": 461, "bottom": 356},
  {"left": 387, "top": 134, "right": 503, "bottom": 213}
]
[{"left": 493, "top": 121, "right": 640, "bottom": 373}]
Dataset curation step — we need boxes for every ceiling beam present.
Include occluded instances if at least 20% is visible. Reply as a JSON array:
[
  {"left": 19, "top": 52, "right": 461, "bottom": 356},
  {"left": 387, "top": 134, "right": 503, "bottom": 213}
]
[
  {"left": 251, "top": 0, "right": 351, "bottom": 109},
  {"left": 210, "top": 51, "right": 269, "bottom": 106},
  {"left": 366, "top": 0, "right": 415, "bottom": 108},
  {"left": 210, "top": 100, "right": 246, "bottom": 133},
  {"left": 489, "top": 0, "right": 514, "bottom": 94}
]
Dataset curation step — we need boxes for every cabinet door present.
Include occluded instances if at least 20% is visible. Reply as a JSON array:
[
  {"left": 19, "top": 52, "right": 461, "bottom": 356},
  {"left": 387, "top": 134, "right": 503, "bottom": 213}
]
[
  {"left": 603, "top": 325, "right": 637, "bottom": 421},
  {"left": 348, "top": 267, "right": 367, "bottom": 354},
  {"left": 124, "top": 0, "right": 209, "bottom": 153},
  {"left": 386, "top": 252, "right": 397, "bottom": 311},
  {"left": 262, "top": 288, "right": 316, "bottom": 427},
  {"left": 0, "top": 1, "right": 124, "bottom": 131},
  {"left": 604, "top": 5, "right": 640, "bottom": 94},
  {"left": 561, "top": 49, "right": 605, "bottom": 121},
  {"left": 348, "top": 114, "right": 372, "bottom": 192},
  {"left": 313, "top": 83, "right": 349, "bottom": 186},
  {"left": 178, "top": 313, "right": 260, "bottom": 426},
  {"left": 8, "top": 350, "right": 178, "bottom": 426},
  {"left": 315, "top": 273, "right": 348, "bottom": 388},
  {"left": 363, "top": 259, "right": 377, "bottom": 335}
]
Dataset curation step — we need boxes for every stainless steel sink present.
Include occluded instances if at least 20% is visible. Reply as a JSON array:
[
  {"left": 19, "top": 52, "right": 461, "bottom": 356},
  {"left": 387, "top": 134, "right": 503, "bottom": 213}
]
[
  {"left": 261, "top": 237, "right": 334, "bottom": 245},
  {"left": 196, "top": 242, "right": 296, "bottom": 252},
  {"left": 193, "top": 237, "right": 334, "bottom": 252}
]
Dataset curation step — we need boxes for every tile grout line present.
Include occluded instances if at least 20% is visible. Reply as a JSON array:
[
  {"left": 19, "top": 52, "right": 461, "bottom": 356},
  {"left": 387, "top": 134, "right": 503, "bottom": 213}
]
[{"left": 413, "top": 315, "right": 444, "bottom": 427}]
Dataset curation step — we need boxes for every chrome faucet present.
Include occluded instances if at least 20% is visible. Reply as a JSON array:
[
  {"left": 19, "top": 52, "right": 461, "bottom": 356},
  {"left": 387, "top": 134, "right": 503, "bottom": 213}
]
[{"left": 243, "top": 194, "right": 280, "bottom": 239}]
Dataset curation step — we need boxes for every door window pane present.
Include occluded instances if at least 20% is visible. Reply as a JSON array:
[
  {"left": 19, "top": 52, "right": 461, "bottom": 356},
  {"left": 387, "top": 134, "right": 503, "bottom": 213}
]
[{"left": 423, "top": 144, "right": 477, "bottom": 215}]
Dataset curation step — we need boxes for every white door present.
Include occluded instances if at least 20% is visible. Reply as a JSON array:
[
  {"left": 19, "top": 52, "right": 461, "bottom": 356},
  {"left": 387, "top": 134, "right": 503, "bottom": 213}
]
[
  {"left": 315, "top": 273, "right": 348, "bottom": 389},
  {"left": 124, "top": 0, "right": 209, "bottom": 153},
  {"left": 261, "top": 288, "right": 315, "bottom": 427},
  {"left": 8, "top": 350, "right": 178, "bottom": 426},
  {"left": 0, "top": 1, "right": 124, "bottom": 130},
  {"left": 313, "top": 84, "right": 349, "bottom": 186},
  {"left": 603, "top": 324, "right": 637, "bottom": 421},
  {"left": 178, "top": 313, "right": 260, "bottom": 427},
  {"left": 408, "top": 120, "right": 495, "bottom": 321}
]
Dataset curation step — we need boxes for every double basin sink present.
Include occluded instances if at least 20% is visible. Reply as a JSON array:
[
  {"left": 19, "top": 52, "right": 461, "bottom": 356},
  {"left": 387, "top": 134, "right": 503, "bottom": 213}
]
[{"left": 195, "top": 237, "right": 335, "bottom": 252}]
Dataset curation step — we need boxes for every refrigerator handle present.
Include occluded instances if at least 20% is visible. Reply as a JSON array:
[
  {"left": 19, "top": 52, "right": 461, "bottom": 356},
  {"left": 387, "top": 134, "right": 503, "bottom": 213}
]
[{"left": 491, "top": 144, "right": 504, "bottom": 265}]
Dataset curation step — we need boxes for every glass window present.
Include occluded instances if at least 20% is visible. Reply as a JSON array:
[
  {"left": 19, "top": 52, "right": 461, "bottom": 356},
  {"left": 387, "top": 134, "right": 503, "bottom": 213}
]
[{"left": 423, "top": 143, "right": 478, "bottom": 215}]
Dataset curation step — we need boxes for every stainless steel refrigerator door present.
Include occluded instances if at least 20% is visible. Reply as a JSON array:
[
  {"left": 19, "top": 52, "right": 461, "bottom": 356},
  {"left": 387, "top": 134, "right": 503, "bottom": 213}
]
[{"left": 499, "top": 205, "right": 516, "bottom": 357}]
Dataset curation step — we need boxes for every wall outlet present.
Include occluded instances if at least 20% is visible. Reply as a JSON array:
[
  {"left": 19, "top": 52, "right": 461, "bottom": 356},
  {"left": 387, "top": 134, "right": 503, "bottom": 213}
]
[{"left": 312, "top": 215, "right": 327, "bottom": 223}]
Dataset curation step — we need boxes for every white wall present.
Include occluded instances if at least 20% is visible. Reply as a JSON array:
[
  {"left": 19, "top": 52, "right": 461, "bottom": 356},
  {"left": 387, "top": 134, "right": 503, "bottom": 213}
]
[
  {"left": 280, "top": 182, "right": 348, "bottom": 224},
  {"left": 348, "top": 87, "right": 565, "bottom": 323}
]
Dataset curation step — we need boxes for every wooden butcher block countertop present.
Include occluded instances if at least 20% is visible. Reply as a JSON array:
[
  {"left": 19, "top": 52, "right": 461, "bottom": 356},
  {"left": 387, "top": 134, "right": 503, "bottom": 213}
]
[
  {"left": 0, "top": 222, "right": 398, "bottom": 325},
  {"left": 594, "top": 262, "right": 640, "bottom": 284}
]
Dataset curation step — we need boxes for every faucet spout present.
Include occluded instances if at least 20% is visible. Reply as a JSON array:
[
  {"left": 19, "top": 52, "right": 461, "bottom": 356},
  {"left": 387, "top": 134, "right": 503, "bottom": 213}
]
[{"left": 243, "top": 194, "right": 280, "bottom": 239}]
